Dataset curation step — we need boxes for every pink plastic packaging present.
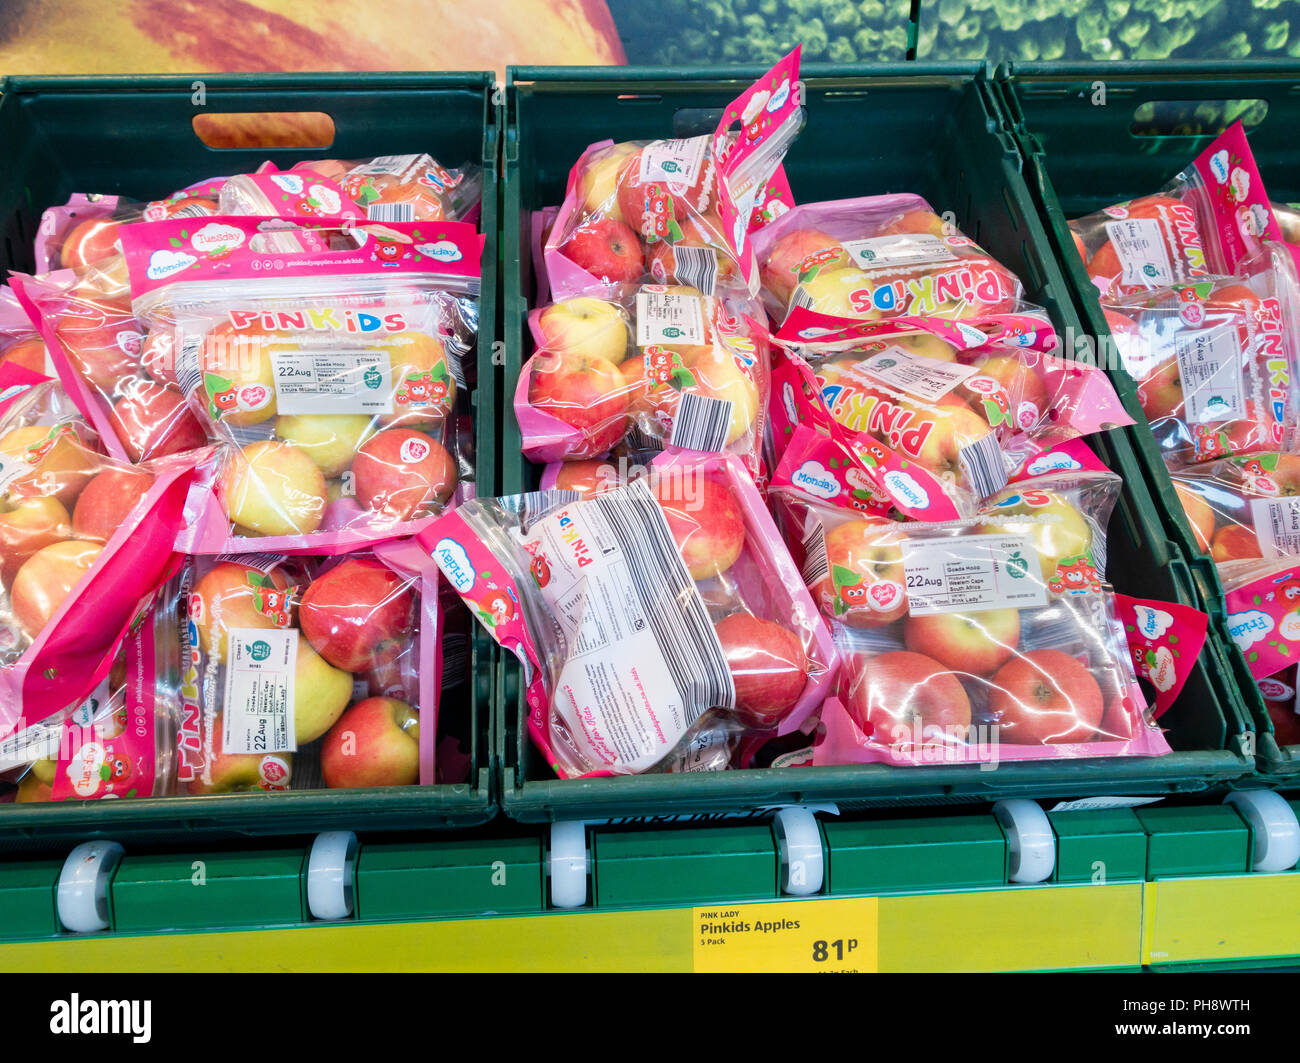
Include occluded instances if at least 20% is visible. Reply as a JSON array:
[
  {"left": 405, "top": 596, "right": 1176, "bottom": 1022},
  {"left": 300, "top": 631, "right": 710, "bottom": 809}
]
[
  {"left": 750, "top": 193, "right": 1024, "bottom": 325},
  {"left": 1068, "top": 122, "right": 1279, "bottom": 300},
  {"left": 769, "top": 307, "right": 1133, "bottom": 520},
  {"left": 544, "top": 50, "right": 804, "bottom": 301},
  {"left": 0, "top": 369, "right": 201, "bottom": 740},
  {"left": 221, "top": 154, "right": 483, "bottom": 228},
  {"left": 108, "top": 215, "right": 484, "bottom": 554},
  {"left": 175, "top": 540, "right": 441, "bottom": 794},
  {"left": 769, "top": 452, "right": 1182, "bottom": 766},
  {"left": 0, "top": 286, "right": 51, "bottom": 378},
  {"left": 515, "top": 285, "right": 770, "bottom": 474},
  {"left": 421, "top": 450, "right": 838, "bottom": 778}
]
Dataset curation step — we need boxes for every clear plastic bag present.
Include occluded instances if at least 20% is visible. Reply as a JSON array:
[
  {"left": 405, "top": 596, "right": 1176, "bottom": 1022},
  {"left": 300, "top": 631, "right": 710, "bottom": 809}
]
[
  {"left": 751, "top": 193, "right": 1024, "bottom": 325},
  {"left": 422, "top": 451, "right": 838, "bottom": 778},
  {"left": 515, "top": 285, "right": 770, "bottom": 474}
]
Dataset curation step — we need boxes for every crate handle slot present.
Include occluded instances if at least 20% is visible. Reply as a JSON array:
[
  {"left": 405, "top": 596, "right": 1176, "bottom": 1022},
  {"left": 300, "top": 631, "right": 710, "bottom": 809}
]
[
  {"left": 191, "top": 112, "right": 335, "bottom": 151},
  {"left": 1130, "top": 99, "right": 1268, "bottom": 139},
  {"left": 673, "top": 107, "right": 724, "bottom": 137},
  {"left": 616, "top": 93, "right": 663, "bottom": 104}
]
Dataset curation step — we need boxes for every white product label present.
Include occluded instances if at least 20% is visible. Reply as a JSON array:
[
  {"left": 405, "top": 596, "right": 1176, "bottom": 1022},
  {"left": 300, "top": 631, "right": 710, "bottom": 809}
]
[
  {"left": 0, "top": 719, "right": 63, "bottom": 769},
  {"left": 355, "top": 153, "right": 420, "bottom": 177},
  {"left": 900, "top": 534, "right": 1047, "bottom": 616},
  {"left": 1104, "top": 218, "right": 1174, "bottom": 286},
  {"left": 0, "top": 453, "right": 34, "bottom": 494},
  {"left": 857, "top": 345, "right": 978, "bottom": 402},
  {"left": 517, "top": 483, "right": 734, "bottom": 773},
  {"left": 269, "top": 350, "right": 394, "bottom": 416},
  {"left": 636, "top": 290, "right": 706, "bottom": 347},
  {"left": 222, "top": 628, "right": 298, "bottom": 754},
  {"left": 1250, "top": 496, "right": 1300, "bottom": 560},
  {"left": 842, "top": 233, "right": 957, "bottom": 269},
  {"left": 1174, "top": 325, "right": 1245, "bottom": 424},
  {"left": 639, "top": 137, "right": 708, "bottom": 186},
  {"left": 1049, "top": 796, "right": 1163, "bottom": 812}
]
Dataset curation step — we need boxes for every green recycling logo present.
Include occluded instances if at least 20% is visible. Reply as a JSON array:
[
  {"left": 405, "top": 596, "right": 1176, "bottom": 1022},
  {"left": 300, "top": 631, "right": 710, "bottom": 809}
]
[
  {"left": 1005, "top": 551, "right": 1030, "bottom": 579},
  {"left": 363, "top": 366, "right": 383, "bottom": 390},
  {"left": 661, "top": 326, "right": 685, "bottom": 339},
  {"left": 249, "top": 640, "right": 272, "bottom": 662}
]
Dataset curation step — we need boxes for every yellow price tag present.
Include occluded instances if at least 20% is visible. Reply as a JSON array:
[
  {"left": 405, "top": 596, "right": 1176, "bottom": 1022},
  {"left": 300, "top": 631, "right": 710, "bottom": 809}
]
[{"left": 692, "top": 897, "right": 878, "bottom": 973}]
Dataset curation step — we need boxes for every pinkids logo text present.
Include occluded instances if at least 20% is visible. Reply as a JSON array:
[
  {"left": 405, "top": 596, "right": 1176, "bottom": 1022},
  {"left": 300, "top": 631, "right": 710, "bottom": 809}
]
[
  {"left": 227, "top": 308, "right": 407, "bottom": 333},
  {"left": 556, "top": 511, "right": 594, "bottom": 568},
  {"left": 50, "top": 995, "right": 151, "bottom": 1044}
]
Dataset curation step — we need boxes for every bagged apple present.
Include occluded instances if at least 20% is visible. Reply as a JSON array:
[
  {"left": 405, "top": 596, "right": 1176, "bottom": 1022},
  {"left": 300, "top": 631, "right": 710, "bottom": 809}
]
[
  {"left": 0, "top": 369, "right": 200, "bottom": 740},
  {"left": 422, "top": 451, "right": 838, "bottom": 778},
  {"left": 1102, "top": 254, "right": 1300, "bottom": 468},
  {"left": 109, "top": 215, "right": 483, "bottom": 553},
  {"left": 769, "top": 306, "right": 1133, "bottom": 520},
  {"left": 770, "top": 469, "right": 1182, "bottom": 765},
  {"left": 0, "top": 286, "right": 51, "bottom": 378},
  {"left": 751, "top": 192, "right": 1025, "bottom": 325},
  {"left": 176, "top": 539, "right": 441, "bottom": 794},
  {"left": 219, "top": 154, "right": 483, "bottom": 227},
  {"left": 3, "top": 578, "right": 183, "bottom": 803},
  {"left": 11, "top": 261, "right": 211, "bottom": 464},
  {"left": 544, "top": 49, "right": 803, "bottom": 300},
  {"left": 516, "top": 285, "right": 770, "bottom": 472},
  {"left": 1068, "top": 121, "right": 1278, "bottom": 300}
]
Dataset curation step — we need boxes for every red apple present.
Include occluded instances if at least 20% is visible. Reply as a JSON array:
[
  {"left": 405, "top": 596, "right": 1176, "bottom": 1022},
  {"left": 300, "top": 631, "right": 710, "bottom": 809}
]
[
  {"left": 844, "top": 649, "right": 972, "bottom": 741},
  {"left": 560, "top": 217, "right": 645, "bottom": 284},
  {"left": 552, "top": 459, "right": 626, "bottom": 497},
  {"left": 0, "top": 496, "right": 71, "bottom": 585},
  {"left": 1096, "top": 693, "right": 1135, "bottom": 740},
  {"left": 1173, "top": 481, "right": 1215, "bottom": 554},
  {"left": 760, "top": 228, "right": 853, "bottom": 306},
  {"left": 1268, "top": 701, "right": 1300, "bottom": 747},
  {"left": 648, "top": 468, "right": 745, "bottom": 580},
  {"left": 714, "top": 612, "right": 809, "bottom": 726},
  {"left": 11, "top": 539, "right": 101, "bottom": 639},
  {"left": 299, "top": 558, "right": 414, "bottom": 673},
  {"left": 903, "top": 608, "right": 1021, "bottom": 677},
  {"left": 1211, "top": 523, "right": 1262, "bottom": 564},
  {"left": 191, "top": 560, "right": 296, "bottom": 659},
  {"left": 881, "top": 209, "right": 948, "bottom": 237},
  {"left": 59, "top": 217, "right": 122, "bottom": 269},
  {"left": 140, "top": 330, "right": 178, "bottom": 387},
  {"left": 528, "top": 348, "right": 630, "bottom": 458},
  {"left": 52, "top": 295, "right": 142, "bottom": 392},
  {"left": 987, "top": 649, "right": 1105, "bottom": 744},
  {"left": 352, "top": 428, "right": 457, "bottom": 521},
  {"left": 109, "top": 378, "right": 207, "bottom": 461},
  {"left": 188, "top": 728, "right": 293, "bottom": 795},
  {"left": 71, "top": 467, "right": 154, "bottom": 544},
  {"left": 321, "top": 697, "right": 420, "bottom": 788}
]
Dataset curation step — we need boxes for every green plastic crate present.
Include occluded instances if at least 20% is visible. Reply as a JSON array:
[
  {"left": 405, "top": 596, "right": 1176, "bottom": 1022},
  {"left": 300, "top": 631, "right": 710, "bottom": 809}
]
[
  {"left": 996, "top": 60, "right": 1300, "bottom": 780},
  {"left": 497, "top": 62, "right": 1253, "bottom": 823},
  {"left": 0, "top": 73, "right": 501, "bottom": 843}
]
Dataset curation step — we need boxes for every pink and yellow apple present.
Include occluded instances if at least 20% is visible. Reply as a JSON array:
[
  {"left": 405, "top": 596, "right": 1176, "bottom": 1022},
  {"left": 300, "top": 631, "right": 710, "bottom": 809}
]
[
  {"left": 220, "top": 440, "right": 328, "bottom": 537},
  {"left": 109, "top": 378, "right": 207, "bottom": 461},
  {"left": 71, "top": 467, "right": 154, "bottom": 544},
  {"left": 294, "top": 641, "right": 353, "bottom": 744},
  {"left": 903, "top": 608, "right": 1021, "bottom": 677},
  {"left": 53, "top": 295, "right": 141, "bottom": 392},
  {"left": 648, "top": 469, "right": 745, "bottom": 580},
  {"left": 844, "top": 649, "right": 972, "bottom": 741},
  {"left": 351, "top": 428, "right": 457, "bottom": 521},
  {"left": 191, "top": 560, "right": 295, "bottom": 659},
  {"left": 714, "top": 613, "right": 809, "bottom": 726},
  {"left": 321, "top": 697, "right": 420, "bottom": 788},
  {"left": 536, "top": 298, "right": 630, "bottom": 365},
  {"left": 0, "top": 495, "right": 71, "bottom": 585},
  {"left": 11, "top": 539, "right": 102, "bottom": 639},
  {"left": 376, "top": 331, "right": 456, "bottom": 430},
  {"left": 580, "top": 142, "right": 639, "bottom": 220},
  {"left": 529, "top": 347, "right": 630, "bottom": 457},
  {"left": 760, "top": 228, "right": 853, "bottom": 307},
  {"left": 985, "top": 488, "right": 1093, "bottom": 582},
  {"left": 275, "top": 413, "right": 373, "bottom": 478},
  {"left": 813, "top": 518, "right": 908, "bottom": 627}
]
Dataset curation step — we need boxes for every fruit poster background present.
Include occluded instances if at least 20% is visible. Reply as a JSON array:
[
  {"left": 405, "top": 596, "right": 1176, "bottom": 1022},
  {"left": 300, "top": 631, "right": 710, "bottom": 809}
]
[{"left": 0, "top": 0, "right": 1295, "bottom": 75}]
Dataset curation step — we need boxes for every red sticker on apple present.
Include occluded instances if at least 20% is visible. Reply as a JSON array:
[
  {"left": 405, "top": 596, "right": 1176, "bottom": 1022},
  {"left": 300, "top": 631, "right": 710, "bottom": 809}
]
[
  {"left": 867, "top": 580, "right": 903, "bottom": 611},
  {"left": 260, "top": 755, "right": 290, "bottom": 786},
  {"left": 400, "top": 437, "right": 431, "bottom": 464},
  {"left": 1104, "top": 205, "right": 1129, "bottom": 219},
  {"left": 238, "top": 384, "right": 271, "bottom": 412},
  {"left": 116, "top": 329, "right": 143, "bottom": 356}
]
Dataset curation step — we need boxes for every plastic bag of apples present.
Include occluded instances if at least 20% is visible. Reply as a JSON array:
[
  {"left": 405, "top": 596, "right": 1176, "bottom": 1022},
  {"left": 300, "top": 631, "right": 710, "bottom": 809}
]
[
  {"left": 174, "top": 541, "right": 440, "bottom": 795},
  {"left": 24, "top": 215, "right": 483, "bottom": 554},
  {"left": 219, "top": 154, "right": 483, "bottom": 228},
  {"left": 768, "top": 306, "right": 1133, "bottom": 520},
  {"left": 769, "top": 431, "right": 1190, "bottom": 765},
  {"left": 0, "top": 369, "right": 200, "bottom": 742},
  {"left": 751, "top": 193, "right": 1025, "bottom": 326},
  {"left": 544, "top": 49, "right": 804, "bottom": 301},
  {"left": 1066, "top": 122, "right": 1278, "bottom": 301},
  {"left": 0, "top": 287, "right": 51, "bottom": 378},
  {"left": 422, "top": 451, "right": 838, "bottom": 778},
  {"left": 517, "top": 285, "right": 770, "bottom": 475},
  {"left": 1102, "top": 247, "right": 1300, "bottom": 469}
]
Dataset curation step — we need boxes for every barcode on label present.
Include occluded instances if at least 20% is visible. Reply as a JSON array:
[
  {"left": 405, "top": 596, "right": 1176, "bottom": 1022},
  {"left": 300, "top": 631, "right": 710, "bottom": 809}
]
[
  {"left": 366, "top": 202, "right": 416, "bottom": 223},
  {"left": 801, "top": 520, "right": 830, "bottom": 588},
  {"left": 500, "top": 490, "right": 581, "bottom": 530},
  {"left": 1176, "top": 325, "right": 1246, "bottom": 424},
  {"left": 176, "top": 333, "right": 203, "bottom": 398},
  {"left": 673, "top": 245, "right": 718, "bottom": 296},
  {"left": 669, "top": 391, "right": 733, "bottom": 453},
  {"left": 213, "top": 552, "right": 287, "bottom": 573},
  {"left": 789, "top": 285, "right": 816, "bottom": 313},
  {"left": 0, "top": 720, "right": 62, "bottom": 764},
  {"left": 625, "top": 424, "right": 664, "bottom": 451},
  {"left": 1250, "top": 496, "right": 1300, "bottom": 560},
  {"left": 958, "top": 432, "right": 1009, "bottom": 499},
  {"left": 593, "top": 484, "right": 733, "bottom": 725},
  {"left": 441, "top": 633, "right": 470, "bottom": 689}
]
